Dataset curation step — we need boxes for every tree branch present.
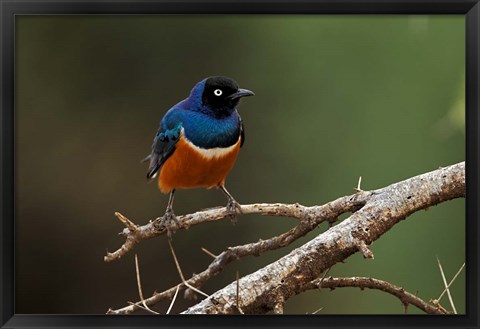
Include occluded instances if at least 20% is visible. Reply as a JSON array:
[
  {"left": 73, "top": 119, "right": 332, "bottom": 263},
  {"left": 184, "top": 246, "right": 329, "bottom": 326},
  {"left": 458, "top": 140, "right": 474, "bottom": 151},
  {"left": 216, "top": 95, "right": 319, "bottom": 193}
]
[
  {"left": 105, "top": 194, "right": 369, "bottom": 262},
  {"left": 107, "top": 191, "right": 370, "bottom": 314},
  {"left": 106, "top": 162, "right": 464, "bottom": 314},
  {"left": 180, "top": 162, "right": 464, "bottom": 314},
  {"left": 307, "top": 276, "right": 448, "bottom": 314}
]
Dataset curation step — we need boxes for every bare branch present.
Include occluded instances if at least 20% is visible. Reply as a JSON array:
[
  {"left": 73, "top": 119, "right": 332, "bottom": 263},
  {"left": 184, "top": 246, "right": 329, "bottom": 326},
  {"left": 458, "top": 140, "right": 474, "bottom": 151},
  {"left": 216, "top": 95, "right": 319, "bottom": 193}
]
[
  {"left": 180, "top": 162, "right": 464, "bottom": 314},
  {"left": 107, "top": 191, "right": 369, "bottom": 314},
  {"left": 106, "top": 162, "right": 464, "bottom": 315},
  {"left": 308, "top": 277, "right": 448, "bottom": 315},
  {"left": 104, "top": 193, "right": 369, "bottom": 262}
]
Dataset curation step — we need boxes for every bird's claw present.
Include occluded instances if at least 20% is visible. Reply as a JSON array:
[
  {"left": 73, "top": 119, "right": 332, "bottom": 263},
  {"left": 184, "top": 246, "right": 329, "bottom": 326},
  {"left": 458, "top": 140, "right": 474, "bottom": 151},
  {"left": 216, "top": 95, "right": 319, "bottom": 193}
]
[
  {"left": 226, "top": 199, "right": 242, "bottom": 225},
  {"left": 161, "top": 209, "right": 179, "bottom": 240}
]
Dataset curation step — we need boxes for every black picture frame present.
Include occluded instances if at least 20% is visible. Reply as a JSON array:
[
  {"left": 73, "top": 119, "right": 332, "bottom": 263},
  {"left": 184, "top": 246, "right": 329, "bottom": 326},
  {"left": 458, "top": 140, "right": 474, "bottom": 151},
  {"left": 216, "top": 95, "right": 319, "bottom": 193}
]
[{"left": 1, "top": 0, "right": 478, "bottom": 328}]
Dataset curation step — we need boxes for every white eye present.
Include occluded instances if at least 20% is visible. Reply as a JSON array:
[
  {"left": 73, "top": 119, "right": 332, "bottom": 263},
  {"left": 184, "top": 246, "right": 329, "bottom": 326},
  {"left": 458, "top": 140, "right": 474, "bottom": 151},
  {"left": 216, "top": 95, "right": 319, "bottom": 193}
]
[{"left": 214, "top": 89, "right": 223, "bottom": 96}]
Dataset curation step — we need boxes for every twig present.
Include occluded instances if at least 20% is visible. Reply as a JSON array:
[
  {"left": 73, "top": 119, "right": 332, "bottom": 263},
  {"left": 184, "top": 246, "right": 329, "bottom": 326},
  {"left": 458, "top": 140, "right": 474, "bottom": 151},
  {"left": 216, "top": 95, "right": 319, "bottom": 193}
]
[
  {"left": 355, "top": 240, "right": 374, "bottom": 259},
  {"left": 308, "top": 277, "right": 448, "bottom": 315},
  {"left": 115, "top": 212, "right": 137, "bottom": 232},
  {"left": 436, "top": 256, "right": 457, "bottom": 314}
]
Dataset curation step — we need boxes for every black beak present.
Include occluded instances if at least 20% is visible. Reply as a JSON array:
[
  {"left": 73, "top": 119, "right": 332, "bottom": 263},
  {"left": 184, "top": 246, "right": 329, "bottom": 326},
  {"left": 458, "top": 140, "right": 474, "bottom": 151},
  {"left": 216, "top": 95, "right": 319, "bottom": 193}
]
[{"left": 228, "top": 88, "right": 255, "bottom": 100}]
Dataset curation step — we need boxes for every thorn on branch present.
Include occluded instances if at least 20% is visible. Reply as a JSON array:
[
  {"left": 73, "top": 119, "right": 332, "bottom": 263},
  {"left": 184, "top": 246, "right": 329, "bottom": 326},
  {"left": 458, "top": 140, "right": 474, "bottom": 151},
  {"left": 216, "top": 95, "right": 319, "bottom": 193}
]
[
  {"left": 311, "top": 306, "right": 324, "bottom": 314},
  {"left": 201, "top": 247, "right": 218, "bottom": 259},
  {"left": 355, "top": 240, "right": 374, "bottom": 259},
  {"left": 355, "top": 176, "right": 363, "bottom": 192}
]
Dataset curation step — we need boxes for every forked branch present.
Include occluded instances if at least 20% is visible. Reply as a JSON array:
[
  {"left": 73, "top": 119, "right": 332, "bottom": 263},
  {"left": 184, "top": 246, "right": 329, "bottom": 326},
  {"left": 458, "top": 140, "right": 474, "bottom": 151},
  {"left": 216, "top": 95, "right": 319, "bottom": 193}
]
[
  {"left": 107, "top": 162, "right": 464, "bottom": 314},
  {"left": 105, "top": 195, "right": 369, "bottom": 262},
  {"left": 181, "top": 162, "right": 464, "bottom": 314}
]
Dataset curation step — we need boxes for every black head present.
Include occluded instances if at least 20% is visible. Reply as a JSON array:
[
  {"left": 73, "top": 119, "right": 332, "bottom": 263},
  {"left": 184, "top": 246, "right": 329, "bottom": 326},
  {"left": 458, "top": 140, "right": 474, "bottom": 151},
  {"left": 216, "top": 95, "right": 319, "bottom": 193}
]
[{"left": 201, "top": 76, "right": 254, "bottom": 112}]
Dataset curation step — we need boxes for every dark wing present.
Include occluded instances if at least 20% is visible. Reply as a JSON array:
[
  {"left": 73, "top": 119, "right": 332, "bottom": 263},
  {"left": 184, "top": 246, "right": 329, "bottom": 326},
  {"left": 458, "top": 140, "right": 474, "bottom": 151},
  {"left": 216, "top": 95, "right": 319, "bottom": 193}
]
[
  {"left": 144, "top": 123, "right": 182, "bottom": 180},
  {"left": 240, "top": 120, "right": 245, "bottom": 148}
]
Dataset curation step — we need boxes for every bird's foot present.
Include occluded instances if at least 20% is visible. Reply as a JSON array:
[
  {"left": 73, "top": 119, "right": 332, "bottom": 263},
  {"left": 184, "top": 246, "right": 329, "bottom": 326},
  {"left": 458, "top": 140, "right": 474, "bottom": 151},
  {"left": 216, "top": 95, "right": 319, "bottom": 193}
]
[
  {"left": 161, "top": 208, "right": 179, "bottom": 240},
  {"left": 226, "top": 198, "right": 242, "bottom": 225}
]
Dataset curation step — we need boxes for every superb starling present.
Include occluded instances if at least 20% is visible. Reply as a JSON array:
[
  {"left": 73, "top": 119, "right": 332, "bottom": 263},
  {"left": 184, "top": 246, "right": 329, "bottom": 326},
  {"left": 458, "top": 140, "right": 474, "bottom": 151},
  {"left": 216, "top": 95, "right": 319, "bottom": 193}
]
[{"left": 144, "top": 76, "right": 254, "bottom": 226}]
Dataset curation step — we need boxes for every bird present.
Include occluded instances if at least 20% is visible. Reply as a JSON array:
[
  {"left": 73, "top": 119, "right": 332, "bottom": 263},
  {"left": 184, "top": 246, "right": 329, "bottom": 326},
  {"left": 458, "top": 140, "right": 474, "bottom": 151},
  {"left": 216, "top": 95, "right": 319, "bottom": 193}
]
[{"left": 143, "top": 76, "right": 254, "bottom": 229}]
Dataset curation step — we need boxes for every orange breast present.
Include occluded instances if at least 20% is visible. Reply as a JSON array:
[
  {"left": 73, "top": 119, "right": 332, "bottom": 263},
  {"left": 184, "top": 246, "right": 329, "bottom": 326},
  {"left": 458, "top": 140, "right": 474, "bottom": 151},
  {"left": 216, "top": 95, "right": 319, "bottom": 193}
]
[{"left": 158, "top": 135, "right": 241, "bottom": 193}]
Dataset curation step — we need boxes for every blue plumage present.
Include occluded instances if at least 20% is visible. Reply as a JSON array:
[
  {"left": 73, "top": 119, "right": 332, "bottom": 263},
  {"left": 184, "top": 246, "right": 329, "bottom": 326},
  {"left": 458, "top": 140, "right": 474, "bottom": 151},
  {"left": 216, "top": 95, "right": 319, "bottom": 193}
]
[
  {"left": 162, "top": 79, "right": 242, "bottom": 148},
  {"left": 161, "top": 108, "right": 241, "bottom": 149}
]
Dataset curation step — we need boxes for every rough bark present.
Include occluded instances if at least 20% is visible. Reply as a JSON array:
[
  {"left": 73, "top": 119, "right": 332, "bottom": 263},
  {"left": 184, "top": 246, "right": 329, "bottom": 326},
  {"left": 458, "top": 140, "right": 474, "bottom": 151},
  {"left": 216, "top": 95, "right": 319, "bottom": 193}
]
[
  {"left": 107, "top": 192, "right": 370, "bottom": 314},
  {"left": 180, "top": 162, "right": 465, "bottom": 314}
]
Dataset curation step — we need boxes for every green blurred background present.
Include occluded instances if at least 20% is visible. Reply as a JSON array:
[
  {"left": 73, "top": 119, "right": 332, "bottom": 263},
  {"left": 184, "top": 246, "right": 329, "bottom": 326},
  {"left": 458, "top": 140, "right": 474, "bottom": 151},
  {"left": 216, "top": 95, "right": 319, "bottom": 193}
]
[{"left": 15, "top": 15, "right": 465, "bottom": 314}]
